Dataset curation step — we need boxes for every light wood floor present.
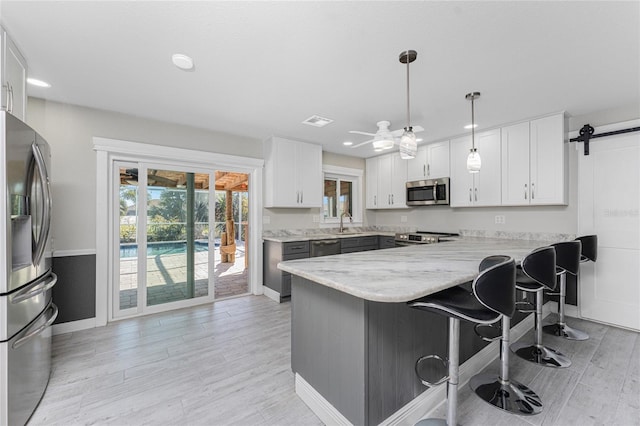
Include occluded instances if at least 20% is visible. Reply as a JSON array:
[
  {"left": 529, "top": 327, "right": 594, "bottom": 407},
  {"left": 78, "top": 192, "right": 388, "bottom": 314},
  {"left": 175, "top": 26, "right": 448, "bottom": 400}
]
[{"left": 30, "top": 296, "right": 639, "bottom": 425}]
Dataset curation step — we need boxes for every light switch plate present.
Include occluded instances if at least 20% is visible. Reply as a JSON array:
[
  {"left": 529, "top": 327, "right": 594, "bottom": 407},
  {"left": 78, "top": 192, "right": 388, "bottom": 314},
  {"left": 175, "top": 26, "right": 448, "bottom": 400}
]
[
  {"left": 263, "top": 215, "right": 271, "bottom": 224},
  {"left": 400, "top": 215, "right": 408, "bottom": 223},
  {"left": 312, "top": 215, "right": 320, "bottom": 223}
]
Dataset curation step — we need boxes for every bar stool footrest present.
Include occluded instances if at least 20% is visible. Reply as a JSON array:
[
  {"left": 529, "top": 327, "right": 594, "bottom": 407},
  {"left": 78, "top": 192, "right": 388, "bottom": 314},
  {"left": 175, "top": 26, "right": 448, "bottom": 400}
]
[
  {"left": 415, "top": 354, "right": 449, "bottom": 387},
  {"left": 474, "top": 323, "right": 502, "bottom": 342}
]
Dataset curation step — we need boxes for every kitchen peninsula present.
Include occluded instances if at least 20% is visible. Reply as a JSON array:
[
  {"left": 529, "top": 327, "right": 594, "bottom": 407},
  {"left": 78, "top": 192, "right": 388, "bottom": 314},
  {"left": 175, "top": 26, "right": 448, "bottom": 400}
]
[{"left": 279, "top": 236, "right": 569, "bottom": 425}]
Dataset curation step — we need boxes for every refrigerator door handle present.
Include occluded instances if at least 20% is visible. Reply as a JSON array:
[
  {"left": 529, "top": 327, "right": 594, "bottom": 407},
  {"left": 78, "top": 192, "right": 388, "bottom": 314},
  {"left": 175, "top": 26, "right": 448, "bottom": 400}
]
[
  {"left": 12, "top": 302, "right": 58, "bottom": 350},
  {"left": 31, "top": 142, "right": 52, "bottom": 267},
  {"left": 11, "top": 271, "right": 57, "bottom": 304}
]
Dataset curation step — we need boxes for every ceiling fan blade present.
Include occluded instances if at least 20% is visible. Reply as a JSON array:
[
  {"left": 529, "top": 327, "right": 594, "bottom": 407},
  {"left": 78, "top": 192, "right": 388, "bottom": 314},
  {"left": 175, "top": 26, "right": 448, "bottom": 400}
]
[
  {"left": 350, "top": 138, "right": 375, "bottom": 148},
  {"left": 348, "top": 130, "right": 376, "bottom": 136}
]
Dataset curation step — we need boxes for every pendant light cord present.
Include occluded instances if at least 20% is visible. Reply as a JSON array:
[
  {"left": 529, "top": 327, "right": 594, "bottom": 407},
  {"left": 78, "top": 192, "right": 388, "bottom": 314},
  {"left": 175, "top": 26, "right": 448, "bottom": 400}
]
[
  {"left": 406, "top": 57, "right": 411, "bottom": 129},
  {"left": 471, "top": 96, "right": 475, "bottom": 150}
]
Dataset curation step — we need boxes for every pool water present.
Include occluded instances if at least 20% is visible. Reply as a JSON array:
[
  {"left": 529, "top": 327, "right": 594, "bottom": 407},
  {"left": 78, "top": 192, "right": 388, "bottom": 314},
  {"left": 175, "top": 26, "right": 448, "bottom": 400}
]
[{"left": 120, "top": 241, "right": 212, "bottom": 258}]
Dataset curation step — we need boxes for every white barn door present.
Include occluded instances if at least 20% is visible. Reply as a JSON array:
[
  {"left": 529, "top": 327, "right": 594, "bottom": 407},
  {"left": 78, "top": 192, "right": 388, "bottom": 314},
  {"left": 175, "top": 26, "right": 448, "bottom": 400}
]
[{"left": 578, "top": 121, "right": 640, "bottom": 331}]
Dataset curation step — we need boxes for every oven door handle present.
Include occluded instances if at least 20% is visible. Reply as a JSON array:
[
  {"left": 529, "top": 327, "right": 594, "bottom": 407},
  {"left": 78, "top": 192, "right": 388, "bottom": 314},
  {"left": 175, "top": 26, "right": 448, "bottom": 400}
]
[
  {"left": 12, "top": 302, "right": 58, "bottom": 349},
  {"left": 11, "top": 271, "right": 58, "bottom": 304}
]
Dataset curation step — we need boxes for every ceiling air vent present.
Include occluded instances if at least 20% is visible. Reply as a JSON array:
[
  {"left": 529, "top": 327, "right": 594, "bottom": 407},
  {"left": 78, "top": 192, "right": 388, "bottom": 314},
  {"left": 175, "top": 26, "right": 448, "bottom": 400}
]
[{"left": 302, "top": 115, "right": 333, "bottom": 128}]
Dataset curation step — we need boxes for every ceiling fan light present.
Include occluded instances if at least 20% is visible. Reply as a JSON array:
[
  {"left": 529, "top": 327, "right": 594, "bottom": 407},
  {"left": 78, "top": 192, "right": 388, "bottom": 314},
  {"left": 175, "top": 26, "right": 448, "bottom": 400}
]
[
  {"left": 467, "top": 148, "right": 482, "bottom": 173},
  {"left": 399, "top": 128, "right": 417, "bottom": 159},
  {"left": 372, "top": 136, "right": 395, "bottom": 150}
]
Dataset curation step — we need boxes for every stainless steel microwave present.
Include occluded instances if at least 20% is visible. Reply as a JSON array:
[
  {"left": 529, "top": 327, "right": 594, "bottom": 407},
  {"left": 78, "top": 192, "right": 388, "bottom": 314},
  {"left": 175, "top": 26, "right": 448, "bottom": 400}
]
[{"left": 406, "top": 177, "right": 450, "bottom": 206}]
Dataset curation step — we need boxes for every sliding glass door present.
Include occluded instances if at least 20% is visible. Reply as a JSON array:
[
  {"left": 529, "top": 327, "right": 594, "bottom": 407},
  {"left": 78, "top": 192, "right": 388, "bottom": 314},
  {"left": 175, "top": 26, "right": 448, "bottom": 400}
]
[{"left": 115, "top": 163, "right": 215, "bottom": 317}]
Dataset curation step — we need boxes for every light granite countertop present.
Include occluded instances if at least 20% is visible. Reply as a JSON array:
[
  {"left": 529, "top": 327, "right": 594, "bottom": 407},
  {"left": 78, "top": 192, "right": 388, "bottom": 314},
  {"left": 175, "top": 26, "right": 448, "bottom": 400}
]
[
  {"left": 263, "top": 231, "right": 396, "bottom": 243},
  {"left": 277, "top": 236, "right": 557, "bottom": 303}
]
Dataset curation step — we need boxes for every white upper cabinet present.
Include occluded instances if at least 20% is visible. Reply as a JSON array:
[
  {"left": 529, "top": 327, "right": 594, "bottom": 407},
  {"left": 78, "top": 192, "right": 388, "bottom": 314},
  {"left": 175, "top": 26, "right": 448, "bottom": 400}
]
[
  {"left": 1, "top": 27, "right": 28, "bottom": 121},
  {"left": 365, "top": 151, "right": 408, "bottom": 209},
  {"left": 407, "top": 140, "right": 450, "bottom": 181},
  {"left": 501, "top": 113, "right": 567, "bottom": 206},
  {"left": 264, "top": 136, "right": 322, "bottom": 208},
  {"left": 450, "top": 129, "right": 502, "bottom": 207}
]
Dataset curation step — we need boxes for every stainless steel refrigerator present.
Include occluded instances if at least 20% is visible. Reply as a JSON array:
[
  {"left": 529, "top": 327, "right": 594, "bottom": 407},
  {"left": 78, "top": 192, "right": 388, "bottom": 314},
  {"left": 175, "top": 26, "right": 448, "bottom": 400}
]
[{"left": 1, "top": 111, "right": 57, "bottom": 425}]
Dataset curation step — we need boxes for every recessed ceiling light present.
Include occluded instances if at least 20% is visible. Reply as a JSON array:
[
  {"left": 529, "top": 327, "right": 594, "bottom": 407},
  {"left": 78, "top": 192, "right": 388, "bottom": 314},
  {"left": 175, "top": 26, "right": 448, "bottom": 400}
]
[
  {"left": 172, "top": 53, "right": 194, "bottom": 71},
  {"left": 27, "top": 78, "right": 51, "bottom": 88},
  {"left": 302, "top": 115, "right": 333, "bottom": 127},
  {"left": 416, "top": 138, "right": 423, "bottom": 142},
  {"left": 343, "top": 141, "right": 353, "bottom": 146},
  {"left": 464, "top": 124, "right": 478, "bottom": 129}
]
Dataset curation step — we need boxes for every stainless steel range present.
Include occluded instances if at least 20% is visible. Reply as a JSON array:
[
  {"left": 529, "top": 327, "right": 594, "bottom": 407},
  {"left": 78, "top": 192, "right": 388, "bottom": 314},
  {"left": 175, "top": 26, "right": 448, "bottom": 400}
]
[{"left": 394, "top": 231, "right": 459, "bottom": 246}]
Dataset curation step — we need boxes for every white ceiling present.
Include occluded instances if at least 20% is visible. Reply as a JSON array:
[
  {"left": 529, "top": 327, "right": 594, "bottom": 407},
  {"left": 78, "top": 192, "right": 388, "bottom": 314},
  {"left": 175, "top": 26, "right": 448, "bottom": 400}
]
[{"left": 1, "top": 1, "right": 639, "bottom": 158}]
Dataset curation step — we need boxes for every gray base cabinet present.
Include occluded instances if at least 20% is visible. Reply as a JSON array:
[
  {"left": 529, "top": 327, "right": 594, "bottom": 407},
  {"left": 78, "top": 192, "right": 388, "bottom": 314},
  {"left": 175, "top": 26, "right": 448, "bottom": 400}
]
[
  {"left": 340, "top": 235, "right": 378, "bottom": 254},
  {"left": 263, "top": 241, "right": 309, "bottom": 301}
]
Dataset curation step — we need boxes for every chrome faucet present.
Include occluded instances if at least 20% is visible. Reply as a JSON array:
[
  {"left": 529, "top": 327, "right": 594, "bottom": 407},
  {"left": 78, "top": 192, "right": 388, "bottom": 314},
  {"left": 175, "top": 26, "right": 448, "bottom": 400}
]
[{"left": 339, "top": 211, "right": 353, "bottom": 233}]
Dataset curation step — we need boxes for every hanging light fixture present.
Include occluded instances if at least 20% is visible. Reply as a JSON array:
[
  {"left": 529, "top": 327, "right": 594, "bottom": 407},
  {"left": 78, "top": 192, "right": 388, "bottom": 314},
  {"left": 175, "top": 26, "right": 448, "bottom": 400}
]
[
  {"left": 399, "top": 50, "right": 418, "bottom": 159},
  {"left": 466, "top": 92, "right": 481, "bottom": 173}
]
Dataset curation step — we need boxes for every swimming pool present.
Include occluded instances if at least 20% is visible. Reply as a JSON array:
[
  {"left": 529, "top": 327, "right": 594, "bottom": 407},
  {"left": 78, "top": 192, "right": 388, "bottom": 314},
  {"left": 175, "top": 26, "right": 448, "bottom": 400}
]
[{"left": 120, "top": 241, "right": 213, "bottom": 258}]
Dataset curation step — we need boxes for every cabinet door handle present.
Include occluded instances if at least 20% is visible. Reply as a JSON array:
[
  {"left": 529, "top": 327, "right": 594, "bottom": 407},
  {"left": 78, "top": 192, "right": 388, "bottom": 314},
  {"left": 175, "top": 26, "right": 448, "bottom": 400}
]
[
  {"left": 1, "top": 84, "right": 7, "bottom": 110},
  {"left": 374, "top": 195, "right": 376, "bottom": 206},
  {"left": 388, "top": 194, "right": 391, "bottom": 205},
  {"left": 391, "top": 194, "right": 394, "bottom": 204},
  {"left": 531, "top": 183, "right": 535, "bottom": 200},
  {"left": 469, "top": 188, "right": 472, "bottom": 202},
  {"left": 8, "top": 84, "right": 13, "bottom": 113},
  {"left": 300, "top": 191, "right": 303, "bottom": 204},
  {"left": 474, "top": 188, "right": 478, "bottom": 202},
  {"left": 296, "top": 191, "right": 300, "bottom": 203},
  {"left": 427, "top": 164, "right": 430, "bottom": 177},
  {"left": 423, "top": 164, "right": 426, "bottom": 177},
  {"left": 524, "top": 184, "right": 528, "bottom": 200}
]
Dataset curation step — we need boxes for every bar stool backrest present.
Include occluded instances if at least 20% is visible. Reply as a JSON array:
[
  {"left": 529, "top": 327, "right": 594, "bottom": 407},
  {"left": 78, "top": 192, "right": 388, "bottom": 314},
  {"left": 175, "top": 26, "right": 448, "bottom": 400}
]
[
  {"left": 551, "top": 241, "right": 582, "bottom": 276},
  {"left": 576, "top": 235, "right": 598, "bottom": 262},
  {"left": 521, "top": 246, "right": 557, "bottom": 291},
  {"left": 473, "top": 255, "right": 516, "bottom": 319}
]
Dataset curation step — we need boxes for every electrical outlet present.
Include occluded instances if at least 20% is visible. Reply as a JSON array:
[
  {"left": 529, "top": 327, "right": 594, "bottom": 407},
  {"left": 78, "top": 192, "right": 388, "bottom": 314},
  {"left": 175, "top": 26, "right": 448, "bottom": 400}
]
[
  {"left": 400, "top": 215, "right": 408, "bottom": 223},
  {"left": 263, "top": 215, "right": 271, "bottom": 224},
  {"left": 494, "top": 215, "right": 506, "bottom": 224},
  {"left": 312, "top": 215, "right": 320, "bottom": 223}
]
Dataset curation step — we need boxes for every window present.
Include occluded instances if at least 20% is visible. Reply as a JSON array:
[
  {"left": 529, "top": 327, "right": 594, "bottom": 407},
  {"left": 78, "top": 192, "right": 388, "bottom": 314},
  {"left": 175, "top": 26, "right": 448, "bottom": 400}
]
[{"left": 322, "top": 165, "right": 363, "bottom": 225}]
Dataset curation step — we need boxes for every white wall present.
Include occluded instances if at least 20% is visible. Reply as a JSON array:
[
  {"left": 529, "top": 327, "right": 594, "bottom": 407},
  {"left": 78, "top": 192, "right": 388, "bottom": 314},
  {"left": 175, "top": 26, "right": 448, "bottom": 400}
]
[{"left": 26, "top": 98, "right": 262, "bottom": 252}]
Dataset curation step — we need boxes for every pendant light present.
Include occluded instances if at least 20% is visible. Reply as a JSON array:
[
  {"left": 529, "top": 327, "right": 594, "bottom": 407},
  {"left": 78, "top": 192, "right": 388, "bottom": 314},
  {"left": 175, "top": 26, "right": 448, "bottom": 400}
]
[
  {"left": 399, "top": 50, "right": 418, "bottom": 159},
  {"left": 466, "top": 92, "right": 481, "bottom": 173}
]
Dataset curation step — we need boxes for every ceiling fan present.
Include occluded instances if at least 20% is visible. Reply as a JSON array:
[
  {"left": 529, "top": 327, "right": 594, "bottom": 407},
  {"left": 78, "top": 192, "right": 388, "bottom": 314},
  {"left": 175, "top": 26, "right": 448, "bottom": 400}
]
[{"left": 348, "top": 121, "right": 424, "bottom": 150}]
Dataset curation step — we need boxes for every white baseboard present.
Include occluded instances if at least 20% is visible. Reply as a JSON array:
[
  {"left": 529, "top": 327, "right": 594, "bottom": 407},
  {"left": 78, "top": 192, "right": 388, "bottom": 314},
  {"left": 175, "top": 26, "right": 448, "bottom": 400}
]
[
  {"left": 52, "top": 317, "right": 96, "bottom": 335},
  {"left": 295, "top": 374, "right": 352, "bottom": 426},
  {"left": 262, "top": 286, "right": 281, "bottom": 303},
  {"left": 295, "top": 305, "right": 552, "bottom": 426}
]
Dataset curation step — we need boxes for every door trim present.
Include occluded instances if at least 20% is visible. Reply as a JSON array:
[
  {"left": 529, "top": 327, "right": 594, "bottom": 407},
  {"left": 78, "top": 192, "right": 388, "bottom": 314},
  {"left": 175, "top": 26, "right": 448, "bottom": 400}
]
[{"left": 94, "top": 138, "right": 264, "bottom": 325}]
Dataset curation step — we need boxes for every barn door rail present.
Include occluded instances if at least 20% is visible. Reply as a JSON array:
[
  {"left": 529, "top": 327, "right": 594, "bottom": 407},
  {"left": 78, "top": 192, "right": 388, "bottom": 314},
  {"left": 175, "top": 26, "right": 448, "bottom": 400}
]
[{"left": 571, "top": 123, "right": 640, "bottom": 155}]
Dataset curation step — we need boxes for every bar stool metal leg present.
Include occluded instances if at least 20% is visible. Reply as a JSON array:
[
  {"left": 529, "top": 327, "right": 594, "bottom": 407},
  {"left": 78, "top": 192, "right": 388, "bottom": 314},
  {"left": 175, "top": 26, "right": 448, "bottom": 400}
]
[
  {"left": 417, "top": 317, "right": 459, "bottom": 426},
  {"left": 469, "top": 316, "right": 543, "bottom": 415},
  {"left": 511, "top": 288, "right": 571, "bottom": 367},
  {"left": 543, "top": 272, "right": 589, "bottom": 341}
]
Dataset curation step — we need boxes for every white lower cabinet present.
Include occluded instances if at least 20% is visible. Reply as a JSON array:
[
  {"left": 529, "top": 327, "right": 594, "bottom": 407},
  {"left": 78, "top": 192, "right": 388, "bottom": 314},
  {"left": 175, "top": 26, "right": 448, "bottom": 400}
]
[
  {"left": 501, "top": 113, "right": 567, "bottom": 206},
  {"left": 366, "top": 152, "right": 408, "bottom": 209},
  {"left": 450, "top": 129, "right": 502, "bottom": 207}
]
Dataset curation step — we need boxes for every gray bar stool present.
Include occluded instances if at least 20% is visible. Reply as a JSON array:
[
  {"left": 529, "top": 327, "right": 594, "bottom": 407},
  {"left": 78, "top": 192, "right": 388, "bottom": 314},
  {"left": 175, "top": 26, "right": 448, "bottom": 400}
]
[
  {"left": 543, "top": 240, "right": 589, "bottom": 341},
  {"left": 409, "top": 256, "right": 542, "bottom": 425},
  {"left": 510, "top": 246, "right": 571, "bottom": 368}
]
